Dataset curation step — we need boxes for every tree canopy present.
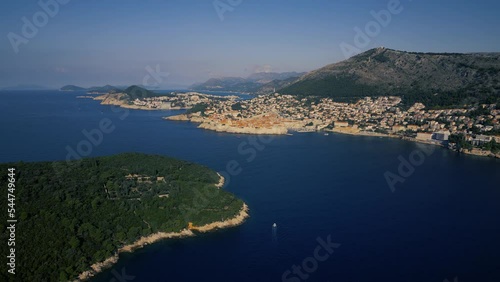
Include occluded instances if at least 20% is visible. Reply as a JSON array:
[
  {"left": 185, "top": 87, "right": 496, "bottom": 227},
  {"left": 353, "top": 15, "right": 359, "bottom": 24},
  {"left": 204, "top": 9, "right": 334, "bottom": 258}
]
[{"left": 0, "top": 153, "right": 243, "bottom": 281}]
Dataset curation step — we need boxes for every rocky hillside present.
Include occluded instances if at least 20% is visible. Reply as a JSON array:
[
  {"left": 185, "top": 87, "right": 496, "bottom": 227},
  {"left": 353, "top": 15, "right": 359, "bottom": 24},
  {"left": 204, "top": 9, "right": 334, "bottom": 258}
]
[
  {"left": 254, "top": 76, "right": 301, "bottom": 95},
  {"left": 122, "top": 85, "right": 158, "bottom": 100},
  {"left": 281, "top": 48, "right": 500, "bottom": 107}
]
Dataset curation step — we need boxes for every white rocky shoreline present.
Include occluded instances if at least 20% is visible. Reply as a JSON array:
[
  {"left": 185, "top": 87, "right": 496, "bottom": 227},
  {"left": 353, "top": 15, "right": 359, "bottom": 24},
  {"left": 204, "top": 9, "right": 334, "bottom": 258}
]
[{"left": 75, "top": 174, "right": 249, "bottom": 281}]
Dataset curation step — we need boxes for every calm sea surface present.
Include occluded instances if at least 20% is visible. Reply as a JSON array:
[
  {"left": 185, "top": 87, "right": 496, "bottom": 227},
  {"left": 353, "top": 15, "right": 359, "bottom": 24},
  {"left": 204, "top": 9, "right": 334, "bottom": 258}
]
[{"left": 1, "top": 90, "right": 499, "bottom": 282}]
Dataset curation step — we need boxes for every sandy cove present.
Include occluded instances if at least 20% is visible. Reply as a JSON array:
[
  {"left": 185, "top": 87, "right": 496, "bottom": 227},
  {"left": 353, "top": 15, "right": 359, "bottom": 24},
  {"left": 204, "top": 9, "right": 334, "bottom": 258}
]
[{"left": 76, "top": 174, "right": 248, "bottom": 282}]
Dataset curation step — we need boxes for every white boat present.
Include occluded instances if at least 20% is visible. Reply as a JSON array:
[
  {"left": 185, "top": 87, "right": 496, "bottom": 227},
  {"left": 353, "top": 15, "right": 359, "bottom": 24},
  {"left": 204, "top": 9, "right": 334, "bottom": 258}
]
[
  {"left": 272, "top": 223, "right": 277, "bottom": 228},
  {"left": 324, "top": 133, "right": 329, "bottom": 136}
]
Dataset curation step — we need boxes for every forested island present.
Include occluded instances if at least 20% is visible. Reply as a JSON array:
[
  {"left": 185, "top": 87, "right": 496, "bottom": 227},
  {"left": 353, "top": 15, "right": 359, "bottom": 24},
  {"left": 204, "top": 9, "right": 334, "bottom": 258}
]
[{"left": 0, "top": 153, "right": 247, "bottom": 281}]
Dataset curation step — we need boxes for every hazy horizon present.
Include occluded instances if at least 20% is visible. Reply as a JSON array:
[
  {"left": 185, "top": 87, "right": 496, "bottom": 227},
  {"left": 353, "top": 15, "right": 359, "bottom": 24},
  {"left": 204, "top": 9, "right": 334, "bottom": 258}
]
[{"left": 1, "top": 0, "right": 500, "bottom": 89}]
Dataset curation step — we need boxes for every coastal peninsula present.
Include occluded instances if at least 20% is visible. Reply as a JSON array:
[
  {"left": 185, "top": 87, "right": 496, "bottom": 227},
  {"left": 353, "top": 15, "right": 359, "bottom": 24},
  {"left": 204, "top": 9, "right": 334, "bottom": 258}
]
[
  {"left": 92, "top": 85, "right": 239, "bottom": 111},
  {"left": 0, "top": 153, "right": 248, "bottom": 281}
]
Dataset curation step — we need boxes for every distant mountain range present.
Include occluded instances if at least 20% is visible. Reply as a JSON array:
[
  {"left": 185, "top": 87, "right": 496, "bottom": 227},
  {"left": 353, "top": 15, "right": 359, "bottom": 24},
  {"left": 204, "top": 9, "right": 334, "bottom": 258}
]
[
  {"left": 60, "top": 84, "right": 122, "bottom": 93},
  {"left": 60, "top": 85, "right": 87, "bottom": 91},
  {"left": 280, "top": 47, "right": 500, "bottom": 107},
  {"left": 190, "top": 72, "right": 306, "bottom": 94},
  {"left": 2, "top": 84, "right": 52, "bottom": 90},
  {"left": 58, "top": 48, "right": 500, "bottom": 108}
]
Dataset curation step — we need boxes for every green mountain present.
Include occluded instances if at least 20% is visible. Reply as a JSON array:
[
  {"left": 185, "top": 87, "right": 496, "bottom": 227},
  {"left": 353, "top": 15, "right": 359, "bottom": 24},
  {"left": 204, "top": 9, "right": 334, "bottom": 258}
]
[
  {"left": 87, "top": 85, "right": 122, "bottom": 93},
  {"left": 0, "top": 153, "right": 244, "bottom": 281},
  {"left": 60, "top": 85, "right": 123, "bottom": 93},
  {"left": 281, "top": 48, "right": 500, "bottom": 107},
  {"left": 2, "top": 84, "right": 51, "bottom": 91}
]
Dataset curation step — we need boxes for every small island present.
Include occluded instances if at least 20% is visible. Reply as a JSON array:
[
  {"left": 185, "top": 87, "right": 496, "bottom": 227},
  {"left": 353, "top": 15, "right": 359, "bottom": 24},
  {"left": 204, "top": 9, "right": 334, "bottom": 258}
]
[{"left": 0, "top": 153, "right": 248, "bottom": 281}]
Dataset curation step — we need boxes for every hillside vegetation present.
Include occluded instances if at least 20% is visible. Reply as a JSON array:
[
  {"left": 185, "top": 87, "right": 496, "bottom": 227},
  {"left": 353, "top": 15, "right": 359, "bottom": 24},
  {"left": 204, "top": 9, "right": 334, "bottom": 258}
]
[
  {"left": 0, "top": 153, "right": 243, "bottom": 281},
  {"left": 281, "top": 48, "right": 500, "bottom": 107}
]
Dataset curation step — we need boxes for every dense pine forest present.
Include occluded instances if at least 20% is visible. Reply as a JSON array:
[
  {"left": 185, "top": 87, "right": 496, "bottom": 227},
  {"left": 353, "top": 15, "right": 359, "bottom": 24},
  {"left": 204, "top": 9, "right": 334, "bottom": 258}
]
[{"left": 0, "top": 153, "right": 243, "bottom": 281}]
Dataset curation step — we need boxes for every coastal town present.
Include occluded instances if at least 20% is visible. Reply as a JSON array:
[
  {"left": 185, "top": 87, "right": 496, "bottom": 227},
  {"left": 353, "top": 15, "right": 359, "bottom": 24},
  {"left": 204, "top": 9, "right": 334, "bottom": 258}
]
[
  {"left": 165, "top": 93, "right": 500, "bottom": 158},
  {"left": 90, "top": 90, "right": 500, "bottom": 158}
]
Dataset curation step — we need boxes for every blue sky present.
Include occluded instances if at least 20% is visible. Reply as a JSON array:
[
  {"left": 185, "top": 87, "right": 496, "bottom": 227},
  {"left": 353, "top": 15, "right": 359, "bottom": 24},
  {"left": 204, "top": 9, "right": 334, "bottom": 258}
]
[{"left": 1, "top": 0, "right": 499, "bottom": 88}]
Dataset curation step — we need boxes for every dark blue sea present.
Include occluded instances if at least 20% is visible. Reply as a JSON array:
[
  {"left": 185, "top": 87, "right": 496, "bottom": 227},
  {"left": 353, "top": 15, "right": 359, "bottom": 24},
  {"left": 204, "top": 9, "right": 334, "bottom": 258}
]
[{"left": 1, "top": 90, "right": 500, "bottom": 282}]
